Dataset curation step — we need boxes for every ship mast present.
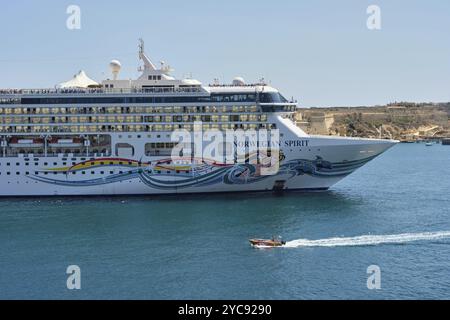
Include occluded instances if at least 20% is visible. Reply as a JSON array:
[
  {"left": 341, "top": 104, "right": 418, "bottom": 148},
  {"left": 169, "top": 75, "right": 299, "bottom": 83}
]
[{"left": 138, "top": 38, "right": 157, "bottom": 72}]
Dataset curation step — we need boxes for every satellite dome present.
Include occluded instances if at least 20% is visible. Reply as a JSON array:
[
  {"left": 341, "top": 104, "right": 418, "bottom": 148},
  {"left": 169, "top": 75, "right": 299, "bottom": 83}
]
[
  {"left": 109, "top": 60, "right": 122, "bottom": 80},
  {"left": 109, "top": 60, "right": 122, "bottom": 72},
  {"left": 232, "top": 77, "right": 246, "bottom": 86}
]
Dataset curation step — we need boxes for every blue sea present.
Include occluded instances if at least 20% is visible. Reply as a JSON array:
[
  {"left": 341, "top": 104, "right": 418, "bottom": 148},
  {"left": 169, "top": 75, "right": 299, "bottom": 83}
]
[{"left": 1, "top": 143, "right": 449, "bottom": 300}]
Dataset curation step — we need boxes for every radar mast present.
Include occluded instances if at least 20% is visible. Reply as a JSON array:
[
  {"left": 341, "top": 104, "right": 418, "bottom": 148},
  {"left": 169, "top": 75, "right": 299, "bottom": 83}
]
[{"left": 138, "top": 38, "right": 157, "bottom": 72}]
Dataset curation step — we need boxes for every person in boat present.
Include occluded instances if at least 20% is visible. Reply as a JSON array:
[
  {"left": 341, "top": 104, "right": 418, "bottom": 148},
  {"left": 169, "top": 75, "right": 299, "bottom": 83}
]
[{"left": 275, "top": 236, "right": 286, "bottom": 245}]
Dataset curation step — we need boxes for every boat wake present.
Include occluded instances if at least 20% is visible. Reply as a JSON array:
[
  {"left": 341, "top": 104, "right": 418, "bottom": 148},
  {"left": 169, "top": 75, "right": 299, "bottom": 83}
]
[{"left": 283, "top": 231, "right": 450, "bottom": 248}]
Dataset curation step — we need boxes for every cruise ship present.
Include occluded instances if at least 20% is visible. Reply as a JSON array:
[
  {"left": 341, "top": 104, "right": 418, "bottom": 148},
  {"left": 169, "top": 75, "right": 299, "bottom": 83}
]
[{"left": 0, "top": 40, "right": 397, "bottom": 196}]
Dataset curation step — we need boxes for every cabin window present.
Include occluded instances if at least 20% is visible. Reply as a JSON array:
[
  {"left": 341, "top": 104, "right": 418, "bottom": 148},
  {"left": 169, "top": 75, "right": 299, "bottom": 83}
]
[{"left": 145, "top": 142, "right": 177, "bottom": 157}]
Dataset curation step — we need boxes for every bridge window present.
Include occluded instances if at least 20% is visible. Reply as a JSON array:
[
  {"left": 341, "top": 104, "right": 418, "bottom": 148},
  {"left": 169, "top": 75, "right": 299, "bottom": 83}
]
[{"left": 259, "top": 92, "right": 288, "bottom": 103}]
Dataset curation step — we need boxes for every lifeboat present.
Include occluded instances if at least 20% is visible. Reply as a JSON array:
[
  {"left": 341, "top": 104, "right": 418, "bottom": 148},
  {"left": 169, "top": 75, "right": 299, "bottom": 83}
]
[
  {"left": 9, "top": 138, "right": 44, "bottom": 148},
  {"left": 48, "top": 138, "right": 83, "bottom": 148}
]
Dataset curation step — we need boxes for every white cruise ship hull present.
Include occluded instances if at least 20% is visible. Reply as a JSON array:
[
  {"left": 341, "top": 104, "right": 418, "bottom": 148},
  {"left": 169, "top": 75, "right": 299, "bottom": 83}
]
[{"left": 0, "top": 135, "right": 396, "bottom": 197}]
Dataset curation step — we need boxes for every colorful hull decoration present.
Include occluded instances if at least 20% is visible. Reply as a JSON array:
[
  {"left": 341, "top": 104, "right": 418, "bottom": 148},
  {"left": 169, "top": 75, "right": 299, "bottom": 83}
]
[{"left": 27, "top": 155, "right": 376, "bottom": 190}]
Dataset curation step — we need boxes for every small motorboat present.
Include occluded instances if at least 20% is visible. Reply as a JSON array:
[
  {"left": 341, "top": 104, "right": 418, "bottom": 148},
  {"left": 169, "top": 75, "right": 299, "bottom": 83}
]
[{"left": 249, "top": 237, "right": 286, "bottom": 247}]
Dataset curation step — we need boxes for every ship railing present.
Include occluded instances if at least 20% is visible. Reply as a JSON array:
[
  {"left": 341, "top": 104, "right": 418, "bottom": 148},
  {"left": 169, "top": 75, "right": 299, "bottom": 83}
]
[
  {"left": 208, "top": 83, "right": 267, "bottom": 87},
  {"left": 0, "top": 87, "right": 205, "bottom": 96}
]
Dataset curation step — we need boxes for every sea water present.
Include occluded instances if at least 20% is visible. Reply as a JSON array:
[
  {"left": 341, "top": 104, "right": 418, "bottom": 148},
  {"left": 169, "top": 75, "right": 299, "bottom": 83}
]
[{"left": 0, "top": 143, "right": 449, "bottom": 299}]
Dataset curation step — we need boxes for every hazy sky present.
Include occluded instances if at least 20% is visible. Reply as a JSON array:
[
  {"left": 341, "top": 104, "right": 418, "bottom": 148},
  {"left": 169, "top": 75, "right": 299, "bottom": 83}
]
[{"left": 1, "top": 0, "right": 449, "bottom": 107}]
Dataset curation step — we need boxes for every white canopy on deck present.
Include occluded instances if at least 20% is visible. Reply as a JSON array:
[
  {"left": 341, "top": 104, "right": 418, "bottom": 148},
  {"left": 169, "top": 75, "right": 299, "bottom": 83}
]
[{"left": 57, "top": 70, "right": 99, "bottom": 88}]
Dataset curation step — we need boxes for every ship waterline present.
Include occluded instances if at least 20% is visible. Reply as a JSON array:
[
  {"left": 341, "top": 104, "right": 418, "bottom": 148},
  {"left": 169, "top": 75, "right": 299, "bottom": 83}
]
[{"left": 0, "top": 41, "right": 397, "bottom": 196}]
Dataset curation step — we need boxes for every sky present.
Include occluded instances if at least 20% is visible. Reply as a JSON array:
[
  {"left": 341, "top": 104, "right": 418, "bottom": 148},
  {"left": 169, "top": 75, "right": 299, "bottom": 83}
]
[{"left": 0, "top": 0, "right": 449, "bottom": 107}]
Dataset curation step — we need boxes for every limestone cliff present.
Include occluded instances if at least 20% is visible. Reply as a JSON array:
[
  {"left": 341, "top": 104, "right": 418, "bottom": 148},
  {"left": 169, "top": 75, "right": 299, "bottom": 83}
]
[{"left": 296, "top": 102, "right": 450, "bottom": 141}]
